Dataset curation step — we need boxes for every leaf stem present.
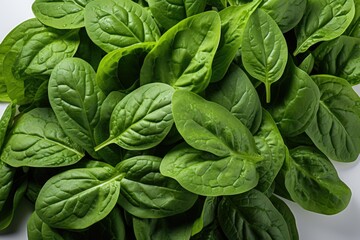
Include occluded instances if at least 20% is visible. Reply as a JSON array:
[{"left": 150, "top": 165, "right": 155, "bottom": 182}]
[
  {"left": 94, "top": 138, "right": 114, "bottom": 152},
  {"left": 265, "top": 82, "right": 271, "bottom": 103}
]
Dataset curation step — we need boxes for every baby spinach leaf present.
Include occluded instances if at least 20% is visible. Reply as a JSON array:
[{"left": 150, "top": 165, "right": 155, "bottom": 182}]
[
  {"left": 294, "top": 0, "right": 355, "bottom": 55},
  {"left": 207, "top": 64, "right": 262, "bottom": 134},
  {"left": 267, "top": 58, "right": 320, "bottom": 137},
  {"left": 49, "top": 57, "right": 105, "bottom": 158},
  {"left": 0, "top": 161, "right": 15, "bottom": 212},
  {"left": 84, "top": 0, "right": 161, "bottom": 52},
  {"left": 305, "top": 75, "right": 360, "bottom": 162},
  {"left": 1, "top": 108, "right": 84, "bottom": 167},
  {"left": 27, "top": 212, "right": 46, "bottom": 240},
  {"left": 96, "top": 42, "right": 155, "bottom": 95},
  {"left": 270, "top": 195, "right": 299, "bottom": 240},
  {"left": 207, "top": 0, "right": 227, "bottom": 10},
  {"left": 116, "top": 155, "right": 197, "bottom": 218},
  {"left": 0, "top": 103, "right": 16, "bottom": 148},
  {"left": 140, "top": 11, "right": 221, "bottom": 93},
  {"left": 32, "top": 0, "right": 94, "bottom": 29},
  {"left": 284, "top": 146, "right": 351, "bottom": 214},
  {"left": 161, "top": 144, "right": 259, "bottom": 196},
  {"left": 211, "top": 1, "right": 261, "bottom": 82},
  {"left": 35, "top": 163, "right": 122, "bottom": 229},
  {"left": 345, "top": 0, "right": 360, "bottom": 37},
  {"left": 191, "top": 197, "right": 218, "bottom": 236},
  {"left": 254, "top": 109, "right": 286, "bottom": 192},
  {"left": 242, "top": 8, "right": 288, "bottom": 103},
  {"left": 218, "top": 189, "right": 291, "bottom": 240},
  {"left": 161, "top": 90, "right": 262, "bottom": 196},
  {"left": 260, "top": 0, "right": 307, "bottom": 33},
  {"left": 313, "top": 36, "right": 360, "bottom": 85},
  {"left": 148, "top": 0, "right": 207, "bottom": 30},
  {"left": 0, "top": 174, "right": 28, "bottom": 231},
  {"left": 95, "top": 83, "right": 174, "bottom": 151}
]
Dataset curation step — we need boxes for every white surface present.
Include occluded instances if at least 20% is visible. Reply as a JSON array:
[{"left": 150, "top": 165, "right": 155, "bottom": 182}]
[{"left": 0, "top": 1, "right": 360, "bottom": 240}]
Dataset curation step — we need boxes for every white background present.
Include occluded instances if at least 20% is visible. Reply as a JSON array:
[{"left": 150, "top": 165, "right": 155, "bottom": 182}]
[{"left": 0, "top": 1, "right": 360, "bottom": 239}]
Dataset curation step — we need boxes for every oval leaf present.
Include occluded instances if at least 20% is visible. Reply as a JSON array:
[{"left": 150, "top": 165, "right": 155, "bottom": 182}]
[{"left": 1, "top": 108, "right": 84, "bottom": 167}]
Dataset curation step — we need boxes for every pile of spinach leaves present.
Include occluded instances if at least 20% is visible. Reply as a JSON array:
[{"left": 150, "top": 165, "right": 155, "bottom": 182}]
[{"left": 0, "top": 0, "right": 360, "bottom": 239}]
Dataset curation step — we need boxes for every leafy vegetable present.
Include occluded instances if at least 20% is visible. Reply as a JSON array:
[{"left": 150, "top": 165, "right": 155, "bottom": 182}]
[{"left": 1, "top": 0, "right": 360, "bottom": 238}]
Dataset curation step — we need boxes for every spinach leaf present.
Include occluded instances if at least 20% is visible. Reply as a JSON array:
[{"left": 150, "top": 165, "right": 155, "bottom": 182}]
[
  {"left": 161, "top": 90, "right": 262, "bottom": 196},
  {"left": 211, "top": 0, "right": 261, "bottom": 82},
  {"left": 294, "top": 0, "right": 355, "bottom": 55},
  {"left": 298, "top": 53, "right": 315, "bottom": 74},
  {"left": 191, "top": 197, "right": 218, "bottom": 236},
  {"left": 1, "top": 108, "right": 84, "bottom": 167},
  {"left": 305, "top": 75, "right": 360, "bottom": 162},
  {"left": 260, "top": 0, "right": 307, "bottom": 33},
  {"left": 218, "top": 189, "right": 291, "bottom": 240},
  {"left": 49, "top": 57, "right": 105, "bottom": 158},
  {"left": 284, "top": 146, "right": 351, "bottom": 214},
  {"left": 84, "top": 0, "right": 161, "bottom": 52},
  {"left": 95, "top": 83, "right": 174, "bottom": 151},
  {"left": 96, "top": 42, "right": 155, "bottom": 95},
  {"left": 148, "top": 0, "right": 207, "bottom": 30},
  {"left": 0, "top": 174, "right": 28, "bottom": 231},
  {"left": 242, "top": 8, "right": 288, "bottom": 103},
  {"left": 116, "top": 155, "right": 197, "bottom": 218},
  {"left": 140, "top": 11, "right": 221, "bottom": 93},
  {"left": 267, "top": 57, "right": 320, "bottom": 137},
  {"left": 207, "top": 64, "right": 262, "bottom": 134},
  {"left": 313, "top": 36, "right": 360, "bottom": 85},
  {"left": 270, "top": 195, "right": 299, "bottom": 240},
  {"left": 32, "top": 0, "right": 94, "bottom": 29},
  {"left": 35, "top": 163, "right": 122, "bottom": 229},
  {"left": 254, "top": 109, "right": 286, "bottom": 192},
  {"left": 0, "top": 161, "right": 15, "bottom": 212},
  {"left": 345, "top": 0, "right": 360, "bottom": 37}
]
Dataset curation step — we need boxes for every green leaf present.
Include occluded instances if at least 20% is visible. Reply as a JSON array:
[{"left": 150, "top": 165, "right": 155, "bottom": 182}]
[
  {"left": 84, "top": 0, "right": 161, "bottom": 52},
  {"left": 0, "top": 161, "right": 15, "bottom": 211},
  {"left": 95, "top": 83, "right": 174, "bottom": 151},
  {"left": 148, "top": 0, "right": 207, "bottom": 30},
  {"left": 267, "top": 58, "right": 320, "bottom": 137},
  {"left": 254, "top": 109, "right": 286, "bottom": 192},
  {"left": 294, "top": 0, "right": 355, "bottom": 55},
  {"left": 96, "top": 42, "right": 155, "bottom": 95},
  {"left": 1, "top": 108, "right": 84, "bottom": 167},
  {"left": 32, "top": 0, "right": 95, "bottom": 29},
  {"left": 35, "top": 163, "right": 122, "bottom": 229},
  {"left": 0, "top": 103, "right": 16, "bottom": 148},
  {"left": 345, "top": 0, "right": 360, "bottom": 37},
  {"left": 161, "top": 90, "right": 262, "bottom": 196},
  {"left": 218, "top": 189, "right": 291, "bottom": 240},
  {"left": 284, "top": 146, "right": 352, "bottom": 214},
  {"left": 211, "top": 0, "right": 261, "bottom": 82},
  {"left": 140, "top": 11, "right": 221, "bottom": 93},
  {"left": 313, "top": 36, "right": 360, "bottom": 85},
  {"left": 305, "top": 75, "right": 360, "bottom": 162},
  {"left": 207, "top": 64, "right": 262, "bottom": 134},
  {"left": 242, "top": 8, "right": 288, "bottom": 103},
  {"left": 49, "top": 57, "right": 105, "bottom": 158},
  {"left": 298, "top": 53, "right": 315, "bottom": 74},
  {"left": 116, "top": 155, "right": 197, "bottom": 218}
]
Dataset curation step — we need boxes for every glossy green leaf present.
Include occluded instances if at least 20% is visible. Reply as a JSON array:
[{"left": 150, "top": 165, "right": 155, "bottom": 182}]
[
  {"left": 32, "top": 0, "right": 94, "bottom": 29},
  {"left": 161, "top": 90, "right": 262, "bottom": 196},
  {"left": 1, "top": 108, "right": 84, "bottom": 167},
  {"left": 95, "top": 83, "right": 174, "bottom": 151},
  {"left": 284, "top": 146, "right": 352, "bottom": 214},
  {"left": 260, "top": 0, "right": 307, "bottom": 33},
  {"left": 345, "top": 0, "right": 360, "bottom": 37},
  {"left": 242, "top": 8, "right": 288, "bottom": 103},
  {"left": 211, "top": 0, "right": 261, "bottom": 82},
  {"left": 49, "top": 57, "right": 105, "bottom": 158},
  {"left": 116, "top": 155, "right": 197, "bottom": 218},
  {"left": 254, "top": 109, "right": 286, "bottom": 192},
  {"left": 140, "top": 11, "right": 221, "bottom": 93},
  {"left": 313, "top": 36, "right": 360, "bottom": 85},
  {"left": 0, "top": 103, "right": 16, "bottom": 148},
  {"left": 207, "top": 64, "right": 262, "bottom": 134},
  {"left": 96, "top": 42, "right": 155, "bottom": 95},
  {"left": 298, "top": 53, "right": 315, "bottom": 75},
  {"left": 35, "top": 163, "right": 122, "bottom": 229},
  {"left": 294, "top": 0, "right": 355, "bottom": 55},
  {"left": 267, "top": 58, "right": 320, "bottom": 137},
  {"left": 218, "top": 189, "right": 290, "bottom": 240},
  {"left": 305, "top": 75, "right": 360, "bottom": 162},
  {"left": 148, "top": 0, "right": 207, "bottom": 30},
  {"left": 0, "top": 161, "right": 15, "bottom": 211},
  {"left": 84, "top": 0, "right": 161, "bottom": 52}
]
